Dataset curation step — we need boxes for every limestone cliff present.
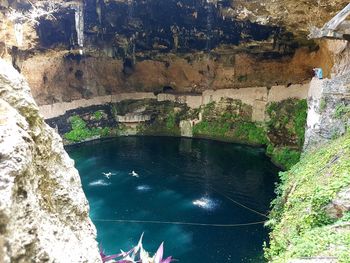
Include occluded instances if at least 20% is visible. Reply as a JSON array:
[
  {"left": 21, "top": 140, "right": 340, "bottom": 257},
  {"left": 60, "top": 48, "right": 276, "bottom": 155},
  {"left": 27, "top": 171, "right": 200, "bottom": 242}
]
[
  {"left": 304, "top": 40, "right": 350, "bottom": 151},
  {"left": 0, "top": 0, "right": 338, "bottom": 102},
  {"left": 0, "top": 59, "right": 101, "bottom": 262}
]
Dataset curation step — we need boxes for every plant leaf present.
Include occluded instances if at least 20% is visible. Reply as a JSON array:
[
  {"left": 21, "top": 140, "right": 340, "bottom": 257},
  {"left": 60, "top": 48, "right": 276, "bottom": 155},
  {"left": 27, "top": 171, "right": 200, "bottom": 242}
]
[{"left": 153, "top": 242, "right": 164, "bottom": 263}]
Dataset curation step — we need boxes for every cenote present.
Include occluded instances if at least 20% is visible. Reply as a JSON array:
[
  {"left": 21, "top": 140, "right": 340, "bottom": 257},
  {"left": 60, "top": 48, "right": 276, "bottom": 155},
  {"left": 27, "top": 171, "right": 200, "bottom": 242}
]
[{"left": 67, "top": 136, "right": 279, "bottom": 262}]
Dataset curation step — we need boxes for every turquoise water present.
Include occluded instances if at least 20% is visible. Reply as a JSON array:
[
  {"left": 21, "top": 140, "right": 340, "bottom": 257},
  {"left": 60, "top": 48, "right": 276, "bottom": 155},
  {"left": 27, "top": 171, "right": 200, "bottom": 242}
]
[{"left": 67, "top": 137, "right": 279, "bottom": 262}]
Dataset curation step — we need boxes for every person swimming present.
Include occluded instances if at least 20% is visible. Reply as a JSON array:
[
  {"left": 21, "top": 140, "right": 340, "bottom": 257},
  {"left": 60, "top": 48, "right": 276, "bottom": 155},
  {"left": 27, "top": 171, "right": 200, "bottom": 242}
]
[
  {"left": 129, "top": 170, "right": 139, "bottom": 177},
  {"left": 102, "top": 172, "right": 115, "bottom": 179}
]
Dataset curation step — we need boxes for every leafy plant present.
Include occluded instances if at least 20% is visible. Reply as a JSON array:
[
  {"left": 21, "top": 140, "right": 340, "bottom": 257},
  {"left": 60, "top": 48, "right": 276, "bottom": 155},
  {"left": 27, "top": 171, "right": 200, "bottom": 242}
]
[
  {"left": 100, "top": 234, "right": 173, "bottom": 263},
  {"left": 270, "top": 147, "right": 301, "bottom": 170},
  {"left": 334, "top": 103, "right": 350, "bottom": 119},
  {"left": 64, "top": 115, "right": 110, "bottom": 142},
  {"left": 166, "top": 111, "right": 176, "bottom": 130},
  {"left": 93, "top": 110, "right": 104, "bottom": 121}
]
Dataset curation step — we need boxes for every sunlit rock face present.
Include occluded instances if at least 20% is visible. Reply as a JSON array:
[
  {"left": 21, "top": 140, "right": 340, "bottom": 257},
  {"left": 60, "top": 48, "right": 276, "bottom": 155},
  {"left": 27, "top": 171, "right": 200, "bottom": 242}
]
[{"left": 0, "top": 59, "right": 101, "bottom": 262}]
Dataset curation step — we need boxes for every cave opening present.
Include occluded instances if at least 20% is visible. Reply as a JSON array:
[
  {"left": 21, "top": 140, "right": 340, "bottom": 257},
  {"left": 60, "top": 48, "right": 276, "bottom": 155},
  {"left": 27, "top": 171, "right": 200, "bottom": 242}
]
[{"left": 3, "top": 0, "right": 350, "bottom": 261}]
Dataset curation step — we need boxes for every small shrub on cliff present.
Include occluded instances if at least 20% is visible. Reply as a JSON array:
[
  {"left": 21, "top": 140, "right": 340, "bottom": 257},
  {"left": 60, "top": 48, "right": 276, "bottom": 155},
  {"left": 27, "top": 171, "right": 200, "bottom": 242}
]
[
  {"left": 235, "top": 122, "right": 268, "bottom": 145},
  {"left": 334, "top": 103, "right": 350, "bottom": 119},
  {"left": 269, "top": 147, "right": 300, "bottom": 170},
  {"left": 166, "top": 111, "right": 176, "bottom": 130},
  {"left": 93, "top": 110, "right": 104, "bottom": 121},
  {"left": 266, "top": 99, "right": 307, "bottom": 148},
  {"left": 64, "top": 115, "right": 110, "bottom": 142},
  {"left": 294, "top": 100, "right": 308, "bottom": 147}
]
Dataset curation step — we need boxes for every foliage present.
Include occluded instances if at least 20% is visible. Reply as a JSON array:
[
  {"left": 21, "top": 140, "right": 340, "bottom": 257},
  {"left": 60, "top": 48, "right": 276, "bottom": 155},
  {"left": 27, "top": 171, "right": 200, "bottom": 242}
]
[
  {"left": 93, "top": 110, "right": 104, "bottom": 121},
  {"left": 319, "top": 98, "right": 327, "bottom": 112},
  {"left": 235, "top": 122, "right": 268, "bottom": 145},
  {"left": 269, "top": 146, "right": 301, "bottom": 170},
  {"left": 136, "top": 101, "right": 185, "bottom": 136},
  {"left": 166, "top": 111, "right": 176, "bottom": 130},
  {"left": 294, "top": 100, "right": 308, "bottom": 147},
  {"left": 193, "top": 120, "right": 230, "bottom": 138},
  {"left": 64, "top": 115, "right": 110, "bottom": 142},
  {"left": 265, "top": 133, "right": 350, "bottom": 262},
  {"left": 266, "top": 99, "right": 307, "bottom": 148},
  {"left": 100, "top": 234, "right": 172, "bottom": 263},
  {"left": 334, "top": 103, "right": 350, "bottom": 119},
  {"left": 192, "top": 99, "right": 268, "bottom": 145}
]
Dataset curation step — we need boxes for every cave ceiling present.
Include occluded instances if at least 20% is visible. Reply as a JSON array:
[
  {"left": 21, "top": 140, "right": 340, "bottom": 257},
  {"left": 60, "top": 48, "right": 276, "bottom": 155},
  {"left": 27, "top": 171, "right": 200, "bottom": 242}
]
[{"left": 1, "top": 0, "right": 349, "bottom": 58}]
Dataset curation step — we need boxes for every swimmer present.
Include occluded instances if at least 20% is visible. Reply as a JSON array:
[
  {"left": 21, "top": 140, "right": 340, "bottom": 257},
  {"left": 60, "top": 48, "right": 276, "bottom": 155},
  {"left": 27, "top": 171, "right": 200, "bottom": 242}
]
[
  {"left": 102, "top": 172, "right": 112, "bottom": 179},
  {"left": 129, "top": 170, "right": 139, "bottom": 178}
]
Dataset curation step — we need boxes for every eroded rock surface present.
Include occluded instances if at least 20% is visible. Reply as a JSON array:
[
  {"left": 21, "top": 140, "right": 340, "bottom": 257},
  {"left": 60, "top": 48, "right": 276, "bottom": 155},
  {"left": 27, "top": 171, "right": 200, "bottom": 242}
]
[
  {"left": 0, "top": 59, "right": 101, "bottom": 262},
  {"left": 304, "top": 41, "right": 350, "bottom": 151}
]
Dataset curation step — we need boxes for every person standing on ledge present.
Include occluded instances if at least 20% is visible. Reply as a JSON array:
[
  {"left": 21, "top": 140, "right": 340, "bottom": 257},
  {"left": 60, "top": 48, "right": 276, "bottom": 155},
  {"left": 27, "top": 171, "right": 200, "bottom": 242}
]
[{"left": 313, "top": 68, "right": 323, "bottom": 79}]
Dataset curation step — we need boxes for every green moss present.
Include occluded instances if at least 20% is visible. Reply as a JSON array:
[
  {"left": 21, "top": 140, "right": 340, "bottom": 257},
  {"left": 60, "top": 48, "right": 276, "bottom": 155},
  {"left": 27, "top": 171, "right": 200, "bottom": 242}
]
[
  {"left": 193, "top": 120, "right": 231, "bottom": 138},
  {"left": 192, "top": 99, "right": 268, "bottom": 145},
  {"left": 319, "top": 98, "right": 327, "bottom": 112},
  {"left": 93, "top": 110, "right": 104, "bottom": 121},
  {"left": 136, "top": 101, "right": 186, "bottom": 136},
  {"left": 334, "top": 103, "right": 350, "bottom": 119},
  {"left": 269, "top": 146, "right": 301, "bottom": 170},
  {"left": 235, "top": 122, "right": 268, "bottom": 145},
  {"left": 265, "top": 133, "right": 350, "bottom": 262},
  {"left": 64, "top": 115, "right": 110, "bottom": 142},
  {"left": 294, "top": 100, "right": 308, "bottom": 147},
  {"left": 267, "top": 99, "right": 307, "bottom": 148},
  {"left": 166, "top": 111, "right": 176, "bottom": 130},
  {"left": 264, "top": 99, "right": 307, "bottom": 169}
]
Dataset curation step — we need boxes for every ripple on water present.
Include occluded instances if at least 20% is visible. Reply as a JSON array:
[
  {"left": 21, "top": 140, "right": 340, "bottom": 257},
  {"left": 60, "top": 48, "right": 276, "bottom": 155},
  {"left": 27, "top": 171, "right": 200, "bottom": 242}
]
[
  {"left": 89, "top": 179, "right": 111, "bottom": 186},
  {"left": 192, "top": 196, "right": 219, "bottom": 211}
]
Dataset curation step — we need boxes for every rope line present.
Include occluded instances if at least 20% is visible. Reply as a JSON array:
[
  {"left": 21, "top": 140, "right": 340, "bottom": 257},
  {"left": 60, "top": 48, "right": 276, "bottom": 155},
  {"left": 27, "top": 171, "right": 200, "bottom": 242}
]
[
  {"left": 208, "top": 186, "right": 269, "bottom": 219},
  {"left": 92, "top": 218, "right": 266, "bottom": 227},
  {"left": 137, "top": 155, "right": 269, "bottom": 219}
]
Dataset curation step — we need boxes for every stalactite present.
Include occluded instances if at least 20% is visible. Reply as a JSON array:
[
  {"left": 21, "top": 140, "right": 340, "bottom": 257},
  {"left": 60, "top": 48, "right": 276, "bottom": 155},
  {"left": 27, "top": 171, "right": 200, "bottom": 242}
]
[
  {"left": 74, "top": 3, "right": 84, "bottom": 54},
  {"left": 96, "top": 0, "right": 102, "bottom": 25}
]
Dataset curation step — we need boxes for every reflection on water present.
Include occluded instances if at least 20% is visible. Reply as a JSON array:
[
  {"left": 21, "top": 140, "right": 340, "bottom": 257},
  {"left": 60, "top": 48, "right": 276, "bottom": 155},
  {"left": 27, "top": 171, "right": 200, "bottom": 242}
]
[{"left": 67, "top": 137, "right": 279, "bottom": 263}]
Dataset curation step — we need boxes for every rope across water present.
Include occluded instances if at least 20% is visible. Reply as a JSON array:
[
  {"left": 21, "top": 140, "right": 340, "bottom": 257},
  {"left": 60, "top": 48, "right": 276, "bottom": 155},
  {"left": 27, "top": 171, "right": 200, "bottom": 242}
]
[{"left": 92, "top": 218, "right": 266, "bottom": 227}]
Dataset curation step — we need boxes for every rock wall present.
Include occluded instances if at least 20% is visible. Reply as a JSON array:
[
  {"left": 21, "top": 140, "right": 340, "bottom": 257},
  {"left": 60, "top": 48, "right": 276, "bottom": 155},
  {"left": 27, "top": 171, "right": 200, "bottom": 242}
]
[
  {"left": 17, "top": 47, "right": 328, "bottom": 106},
  {"left": 304, "top": 40, "right": 350, "bottom": 151},
  {"left": 40, "top": 86, "right": 308, "bottom": 169},
  {"left": 38, "top": 83, "right": 309, "bottom": 122},
  {"left": 0, "top": 59, "right": 101, "bottom": 262}
]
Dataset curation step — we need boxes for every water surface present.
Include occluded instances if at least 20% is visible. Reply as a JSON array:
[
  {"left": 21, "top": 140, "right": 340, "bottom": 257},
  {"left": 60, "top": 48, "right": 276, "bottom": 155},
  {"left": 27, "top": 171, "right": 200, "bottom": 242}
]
[{"left": 67, "top": 137, "right": 279, "bottom": 263}]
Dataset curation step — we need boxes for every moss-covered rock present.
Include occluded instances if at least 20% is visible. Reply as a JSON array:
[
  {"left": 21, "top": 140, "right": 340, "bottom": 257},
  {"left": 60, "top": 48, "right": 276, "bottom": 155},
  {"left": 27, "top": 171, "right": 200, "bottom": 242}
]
[
  {"left": 192, "top": 98, "right": 268, "bottom": 145},
  {"left": 51, "top": 97, "right": 307, "bottom": 169},
  {"left": 267, "top": 99, "right": 307, "bottom": 148},
  {"left": 64, "top": 115, "right": 113, "bottom": 142},
  {"left": 265, "top": 132, "right": 350, "bottom": 262},
  {"left": 136, "top": 101, "right": 189, "bottom": 136},
  {"left": 265, "top": 99, "right": 308, "bottom": 168}
]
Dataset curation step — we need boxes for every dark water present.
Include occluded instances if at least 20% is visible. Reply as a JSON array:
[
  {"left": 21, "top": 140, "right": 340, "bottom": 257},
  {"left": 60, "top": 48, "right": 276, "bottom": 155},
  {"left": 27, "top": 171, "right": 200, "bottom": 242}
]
[{"left": 67, "top": 137, "right": 279, "bottom": 263}]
